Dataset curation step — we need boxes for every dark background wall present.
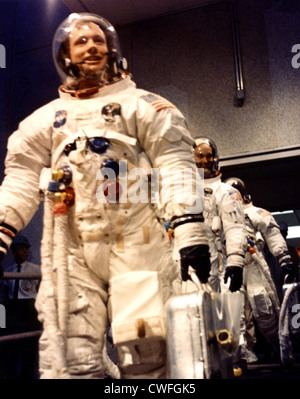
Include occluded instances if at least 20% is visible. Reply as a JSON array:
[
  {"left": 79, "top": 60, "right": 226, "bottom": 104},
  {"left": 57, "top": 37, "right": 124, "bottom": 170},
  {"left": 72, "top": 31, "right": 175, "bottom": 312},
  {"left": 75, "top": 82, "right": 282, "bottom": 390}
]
[
  {"left": 117, "top": 1, "right": 300, "bottom": 158},
  {"left": 0, "top": 0, "right": 299, "bottom": 266},
  {"left": 116, "top": 0, "right": 300, "bottom": 211},
  {"left": 115, "top": 0, "right": 300, "bottom": 238},
  {"left": 0, "top": 0, "right": 70, "bottom": 266}
]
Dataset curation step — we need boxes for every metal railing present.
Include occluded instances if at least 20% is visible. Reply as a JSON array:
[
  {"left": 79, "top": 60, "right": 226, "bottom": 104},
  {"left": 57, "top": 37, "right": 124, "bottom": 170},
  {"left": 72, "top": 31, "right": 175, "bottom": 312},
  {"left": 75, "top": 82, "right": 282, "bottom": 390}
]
[
  {"left": 2, "top": 272, "right": 41, "bottom": 280},
  {"left": 0, "top": 330, "right": 42, "bottom": 343},
  {"left": 0, "top": 272, "right": 42, "bottom": 344}
]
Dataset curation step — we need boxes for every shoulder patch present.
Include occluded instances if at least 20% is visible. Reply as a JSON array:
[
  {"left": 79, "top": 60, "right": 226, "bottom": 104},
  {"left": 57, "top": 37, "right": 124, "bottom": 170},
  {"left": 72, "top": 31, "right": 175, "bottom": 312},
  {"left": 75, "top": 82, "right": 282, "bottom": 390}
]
[
  {"left": 140, "top": 93, "right": 176, "bottom": 112},
  {"left": 229, "top": 189, "right": 243, "bottom": 201},
  {"left": 257, "top": 208, "right": 270, "bottom": 217},
  {"left": 54, "top": 110, "right": 67, "bottom": 128}
]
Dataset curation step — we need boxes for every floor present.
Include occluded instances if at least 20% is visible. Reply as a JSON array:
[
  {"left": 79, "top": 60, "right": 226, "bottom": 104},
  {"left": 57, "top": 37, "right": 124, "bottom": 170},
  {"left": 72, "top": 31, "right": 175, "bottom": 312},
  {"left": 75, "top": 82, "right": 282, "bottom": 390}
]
[
  {"left": 239, "top": 353, "right": 300, "bottom": 380},
  {"left": 106, "top": 329, "right": 300, "bottom": 380},
  {"left": 241, "top": 362, "right": 300, "bottom": 379}
]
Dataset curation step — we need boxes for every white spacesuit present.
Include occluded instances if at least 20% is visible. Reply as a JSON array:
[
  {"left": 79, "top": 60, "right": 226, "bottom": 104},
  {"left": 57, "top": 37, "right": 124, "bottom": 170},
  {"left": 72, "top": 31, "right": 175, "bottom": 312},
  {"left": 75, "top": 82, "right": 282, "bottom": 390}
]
[
  {"left": 203, "top": 175, "right": 247, "bottom": 292},
  {"left": 193, "top": 138, "right": 247, "bottom": 293},
  {"left": 193, "top": 138, "right": 248, "bottom": 375},
  {"left": 0, "top": 13, "right": 210, "bottom": 379},
  {"left": 224, "top": 177, "right": 295, "bottom": 358}
]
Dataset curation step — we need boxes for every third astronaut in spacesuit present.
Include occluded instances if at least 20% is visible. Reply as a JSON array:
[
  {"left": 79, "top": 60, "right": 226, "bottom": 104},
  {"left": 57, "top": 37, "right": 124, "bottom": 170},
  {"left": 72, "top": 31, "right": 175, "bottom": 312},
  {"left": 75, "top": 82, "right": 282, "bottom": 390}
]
[
  {"left": 224, "top": 177, "right": 295, "bottom": 360},
  {"left": 0, "top": 13, "right": 210, "bottom": 378}
]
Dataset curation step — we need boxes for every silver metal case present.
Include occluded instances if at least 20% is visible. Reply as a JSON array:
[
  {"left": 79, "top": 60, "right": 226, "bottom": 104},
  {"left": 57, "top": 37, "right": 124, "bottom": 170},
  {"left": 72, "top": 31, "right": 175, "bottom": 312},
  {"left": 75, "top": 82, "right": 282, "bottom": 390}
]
[{"left": 165, "top": 289, "right": 235, "bottom": 379}]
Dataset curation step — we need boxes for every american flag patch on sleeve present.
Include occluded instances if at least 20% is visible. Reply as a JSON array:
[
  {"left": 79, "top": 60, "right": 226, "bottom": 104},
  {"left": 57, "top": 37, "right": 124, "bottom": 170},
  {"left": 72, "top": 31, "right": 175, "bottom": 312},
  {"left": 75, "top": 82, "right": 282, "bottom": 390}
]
[
  {"left": 140, "top": 93, "right": 176, "bottom": 112},
  {"left": 257, "top": 208, "right": 270, "bottom": 217},
  {"left": 229, "top": 189, "right": 243, "bottom": 201}
]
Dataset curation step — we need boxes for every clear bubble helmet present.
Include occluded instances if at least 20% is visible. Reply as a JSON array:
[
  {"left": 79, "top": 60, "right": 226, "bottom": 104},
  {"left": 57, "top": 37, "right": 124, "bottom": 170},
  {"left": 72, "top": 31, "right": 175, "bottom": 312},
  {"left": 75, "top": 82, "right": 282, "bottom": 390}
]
[
  {"left": 193, "top": 137, "right": 220, "bottom": 178},
  {"left": 52, "top": 13, "right": 128, "bottom": 91}
]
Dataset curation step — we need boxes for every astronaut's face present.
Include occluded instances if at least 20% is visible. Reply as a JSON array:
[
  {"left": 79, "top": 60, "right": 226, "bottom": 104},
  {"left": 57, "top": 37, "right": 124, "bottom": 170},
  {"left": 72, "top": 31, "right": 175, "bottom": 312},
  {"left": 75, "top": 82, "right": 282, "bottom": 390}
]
[
  {"left": 69, "top": 22, "right": 109, "bottom": 78},
  {"left": 194, "top": 143, "right": 215, "bottom": 178}
]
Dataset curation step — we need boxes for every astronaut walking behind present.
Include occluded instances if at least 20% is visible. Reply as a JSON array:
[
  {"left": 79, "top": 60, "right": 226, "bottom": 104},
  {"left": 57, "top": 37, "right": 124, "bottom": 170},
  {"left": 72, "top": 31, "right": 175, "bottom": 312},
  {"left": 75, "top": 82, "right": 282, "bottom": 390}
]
[
  {"left": 224, "top": 177, "right": 295, "bottom": 360},
  {"left": 0, "top": 13, "right": 210, "bottom": 378},
  {"left": 193, "top": 137, "right": 249, "bottom": 374}
]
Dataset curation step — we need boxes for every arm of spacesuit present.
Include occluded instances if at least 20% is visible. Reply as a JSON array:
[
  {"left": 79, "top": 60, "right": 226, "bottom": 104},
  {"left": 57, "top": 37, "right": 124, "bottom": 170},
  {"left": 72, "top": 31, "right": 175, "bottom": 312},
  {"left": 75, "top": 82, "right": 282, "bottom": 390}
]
[
  {"left": 136, "top": 99, "right": 210, "bottom": 282},
  {"left": 144, "top": 108, "right": 208, "bottom": 244},
  {"left": 0, "top": 107, "right": 52, "bottom": 254},
  {"left": 219, "top": 187, "right": 247, "bottom": 291},
  {"left": 257, "top": 212, "right": 289, "bottom": 257},
  {"left": 137, "top": 100, "right": 208, "bottom": 243},
  {"left": 219, "top": 188, "right": 247, "bottom": 268},
  {"left": 255, "top": 210, "right": 294, "bottom": 282}
]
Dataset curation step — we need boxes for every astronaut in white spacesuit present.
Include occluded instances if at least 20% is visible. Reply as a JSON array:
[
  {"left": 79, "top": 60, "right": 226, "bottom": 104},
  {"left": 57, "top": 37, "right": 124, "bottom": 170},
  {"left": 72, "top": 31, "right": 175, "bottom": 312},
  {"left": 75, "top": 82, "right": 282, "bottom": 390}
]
[
  {"left": 0, "top": 13, "right": 210, "bottom": 379},
  {"left": 193, "top": 138, "right": 249, "bottom": 374},
  {"left": 193, "top": 138, "right": 248, "bottom": 293},
  {"left": 224, "top": 177, "right": 295, "bottom": 359}
]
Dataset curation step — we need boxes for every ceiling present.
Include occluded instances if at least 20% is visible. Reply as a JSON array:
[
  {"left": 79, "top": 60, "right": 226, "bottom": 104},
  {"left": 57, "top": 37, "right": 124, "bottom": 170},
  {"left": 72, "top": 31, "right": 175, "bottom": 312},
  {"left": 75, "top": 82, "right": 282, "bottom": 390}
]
[{"left": 63, "top": 0, "right": 221, "bottom": 26}]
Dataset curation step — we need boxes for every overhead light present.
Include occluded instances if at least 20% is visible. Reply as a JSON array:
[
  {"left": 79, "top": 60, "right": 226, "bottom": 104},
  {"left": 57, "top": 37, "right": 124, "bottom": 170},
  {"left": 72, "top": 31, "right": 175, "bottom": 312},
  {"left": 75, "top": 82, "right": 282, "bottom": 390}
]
[
  {"left": 271, "top": 210, "right": 294, "bottom": 216},
  {"left": 286, "top": 226, "right": 300, "bottom": 239}
]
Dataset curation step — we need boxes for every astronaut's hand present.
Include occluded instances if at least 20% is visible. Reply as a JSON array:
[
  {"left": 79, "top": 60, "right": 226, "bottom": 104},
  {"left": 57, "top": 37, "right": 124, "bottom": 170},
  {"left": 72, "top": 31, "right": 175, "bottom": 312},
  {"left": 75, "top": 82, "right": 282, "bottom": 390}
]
[
  {"left": 179, "top": 244, "right": 211, "bottom": 283},
  {"left": 224, "top": 266, "right": 243, "bottom": 292},
  {"left": 278, "top": 253, "right": 295, "bottom": 284},
  {"left": 281, "top": 263, "right": 295, "bottom": 284}
]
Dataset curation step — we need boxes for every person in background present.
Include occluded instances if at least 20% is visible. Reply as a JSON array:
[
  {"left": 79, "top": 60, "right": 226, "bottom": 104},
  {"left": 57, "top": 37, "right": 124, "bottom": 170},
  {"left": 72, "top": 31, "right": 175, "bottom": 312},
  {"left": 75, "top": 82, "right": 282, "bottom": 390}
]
[
  {"left": 264, "top": 220, "right": 299, "bottom": 302},
  {"left": 277, "top": 221, "right": 300, "bottom": 355},
  {"left": 1, "top": 234, "right": 41, "bottom": 379},
  {"left": 3, "top": 235, "right": 40, "bottom": 301},
  {"left": 278, "top": 221, "right": 300, "bottom": 283}
]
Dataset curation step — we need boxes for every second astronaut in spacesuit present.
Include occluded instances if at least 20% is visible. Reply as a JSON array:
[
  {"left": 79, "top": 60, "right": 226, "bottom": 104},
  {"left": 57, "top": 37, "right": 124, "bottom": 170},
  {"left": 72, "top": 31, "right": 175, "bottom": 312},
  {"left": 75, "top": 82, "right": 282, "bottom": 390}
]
[{"left": 193, "top": 137, "right": 248, "bottom": 293}]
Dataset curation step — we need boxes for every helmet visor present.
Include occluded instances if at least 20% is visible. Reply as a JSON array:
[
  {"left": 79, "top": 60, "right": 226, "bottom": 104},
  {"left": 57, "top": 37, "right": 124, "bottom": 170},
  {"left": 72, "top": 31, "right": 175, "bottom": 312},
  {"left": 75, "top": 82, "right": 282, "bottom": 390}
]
[
  {"left": 193, "top": 137, "right": 219, "bottom": 177},
  {"left": 53, "top": 13, "right": 122, "bottom": 90}
]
